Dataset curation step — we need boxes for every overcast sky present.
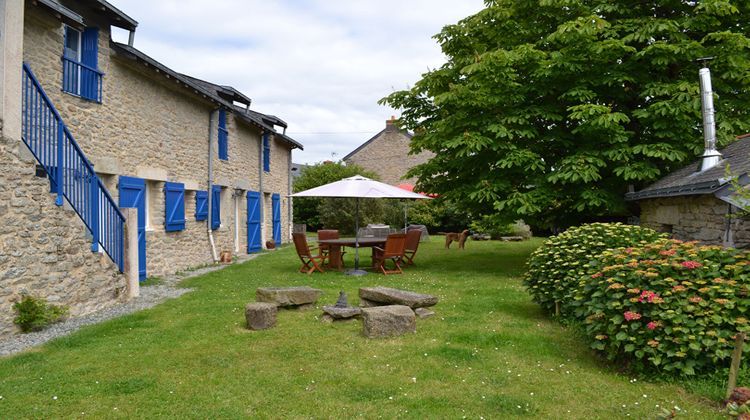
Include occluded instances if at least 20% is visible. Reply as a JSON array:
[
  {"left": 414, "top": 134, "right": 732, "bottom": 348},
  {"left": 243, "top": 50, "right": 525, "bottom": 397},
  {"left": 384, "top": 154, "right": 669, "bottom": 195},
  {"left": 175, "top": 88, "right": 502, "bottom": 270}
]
[{"left": 109, "top": 0, "right": 485, "bottom": 164}]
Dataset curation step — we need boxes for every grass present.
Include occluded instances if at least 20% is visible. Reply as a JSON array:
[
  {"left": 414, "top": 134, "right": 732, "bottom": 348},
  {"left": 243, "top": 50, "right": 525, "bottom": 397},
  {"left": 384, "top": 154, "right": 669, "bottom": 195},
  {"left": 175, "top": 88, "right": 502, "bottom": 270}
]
[{"left": 0, "top": 239, "right": 728, "bottom": 418}]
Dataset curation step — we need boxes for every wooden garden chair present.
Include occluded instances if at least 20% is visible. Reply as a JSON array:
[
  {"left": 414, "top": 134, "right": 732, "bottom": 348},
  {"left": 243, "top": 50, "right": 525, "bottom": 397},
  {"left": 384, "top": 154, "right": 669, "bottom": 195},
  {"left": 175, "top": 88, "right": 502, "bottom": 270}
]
[
  {"left": 372, "top": 233, "right": 407, "bottom": 275},
  {"left": 401, "top": 229, "right": 422, "bottom": 266},
  {"left": 292, "top": 233, "right": 327, "bottom": 274},
  {"left": 317, "top": 229, "right": 346, "bottom": 266}
]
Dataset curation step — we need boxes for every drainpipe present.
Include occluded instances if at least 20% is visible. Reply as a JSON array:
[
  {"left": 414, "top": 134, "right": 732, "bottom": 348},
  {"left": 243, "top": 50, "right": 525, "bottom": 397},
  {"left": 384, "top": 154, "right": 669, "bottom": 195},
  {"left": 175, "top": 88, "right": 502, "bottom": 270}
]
[
  {"left": 288, "top": 150, "right": 293, "bottom": 240},
  {"left": 259, "top": 130, "right": 265, "bottom": 248},
  {"left": 207, "top": 109, "right": 219, "bottom": 262},
  {"left": 128, "top": 30, "right": 135, "bottom": 46}
]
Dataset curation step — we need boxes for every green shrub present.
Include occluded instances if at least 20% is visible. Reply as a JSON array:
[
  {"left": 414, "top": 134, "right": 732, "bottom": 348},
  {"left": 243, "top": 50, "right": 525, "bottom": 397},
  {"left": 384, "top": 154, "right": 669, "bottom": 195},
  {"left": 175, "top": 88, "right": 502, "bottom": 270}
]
[
  {"left": 574, "top": 239, "right": 750, "bottom": 376},
  {"left": 13, "top": 295, "right": 68, "bottom": 333},
  {"left": 524, "top": 223, "right": 665, "bottom": 317}
]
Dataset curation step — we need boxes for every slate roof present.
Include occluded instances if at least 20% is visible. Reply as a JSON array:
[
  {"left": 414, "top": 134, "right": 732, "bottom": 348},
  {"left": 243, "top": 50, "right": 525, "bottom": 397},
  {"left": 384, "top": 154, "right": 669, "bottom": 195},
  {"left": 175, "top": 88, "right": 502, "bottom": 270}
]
[
  {"left": 39, "top": 0, "right": 138, "bottom": 31},
  {"left": 626, "top": 137, "right": 750, "bottom": 200},
  {"left": 110, "top": 42, "right": 302, "bottom": 150}
]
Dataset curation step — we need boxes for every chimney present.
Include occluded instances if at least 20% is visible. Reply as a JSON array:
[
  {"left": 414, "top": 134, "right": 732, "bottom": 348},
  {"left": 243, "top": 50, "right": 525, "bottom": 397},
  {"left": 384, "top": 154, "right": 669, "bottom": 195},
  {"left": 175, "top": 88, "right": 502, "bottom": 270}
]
[
  {"left": 698, "top": 61, "right": 722, "bottom": 171},
  {"left": 385, "top": 115, "right": 398, "bottom": 132}
]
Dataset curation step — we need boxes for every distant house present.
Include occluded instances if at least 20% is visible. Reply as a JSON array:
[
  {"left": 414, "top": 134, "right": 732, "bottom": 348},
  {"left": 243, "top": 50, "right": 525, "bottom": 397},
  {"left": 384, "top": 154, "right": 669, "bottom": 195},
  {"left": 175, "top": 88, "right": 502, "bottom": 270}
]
[
  {"left": 291, "top": 162, "right": 310, "bottom": 179},
  {"left": 626, "top": 136, "right": 750, "bottom": 247},
  {"left": 343, "top": 117, "right": 433, "bottom": 186}
]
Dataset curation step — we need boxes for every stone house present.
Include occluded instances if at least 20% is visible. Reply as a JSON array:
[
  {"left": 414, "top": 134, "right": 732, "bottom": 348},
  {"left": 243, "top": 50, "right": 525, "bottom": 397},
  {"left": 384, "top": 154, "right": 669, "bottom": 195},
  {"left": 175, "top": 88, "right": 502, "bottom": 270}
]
[
  {"left": 343, "top": 117, "right": 433, "bottom": 186},
  {"left": 0, "top": 0, "right": 301, "bottom": 334},
  {"left": 626, "top": 136, "right": 750, "bottom": 248}
]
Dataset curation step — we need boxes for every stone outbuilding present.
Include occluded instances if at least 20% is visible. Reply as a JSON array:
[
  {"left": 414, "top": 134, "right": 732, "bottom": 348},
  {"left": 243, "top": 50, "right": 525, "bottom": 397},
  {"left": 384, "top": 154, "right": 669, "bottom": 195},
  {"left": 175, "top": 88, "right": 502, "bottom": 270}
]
[
  {"left": 626, "top": 136, "right": 750, "bottom": 247},
  {"left": 0, "top": 0, "right": 302, "bottom": 334},
  {"left": 342, "top": 117, "right": 433, "bottom": 186}
]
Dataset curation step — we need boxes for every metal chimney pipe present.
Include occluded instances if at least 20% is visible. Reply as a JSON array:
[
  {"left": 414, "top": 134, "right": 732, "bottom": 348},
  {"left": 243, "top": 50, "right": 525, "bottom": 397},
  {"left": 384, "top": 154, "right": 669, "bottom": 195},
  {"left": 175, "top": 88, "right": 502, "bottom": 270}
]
[{"left": 699, "top": 65, "right": 722, "bottom": 171}]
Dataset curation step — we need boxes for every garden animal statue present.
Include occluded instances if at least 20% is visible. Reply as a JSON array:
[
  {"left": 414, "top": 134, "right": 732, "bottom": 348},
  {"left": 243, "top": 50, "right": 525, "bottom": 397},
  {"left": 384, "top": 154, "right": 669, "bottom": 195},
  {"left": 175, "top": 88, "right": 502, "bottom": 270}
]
[
  {"left": 335, "top": 291, "right": 348, "bottom": 308},
  {"left": 443, "top": 230, "right": 470, "bottom": 249}
]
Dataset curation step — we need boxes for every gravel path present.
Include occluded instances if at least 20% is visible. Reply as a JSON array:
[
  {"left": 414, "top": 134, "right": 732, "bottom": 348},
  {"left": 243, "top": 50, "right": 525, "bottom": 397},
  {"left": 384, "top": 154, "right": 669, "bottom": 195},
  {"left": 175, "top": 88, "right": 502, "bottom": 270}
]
[{"left": 0, "top": 253, "right": 262, "bottom": 357}]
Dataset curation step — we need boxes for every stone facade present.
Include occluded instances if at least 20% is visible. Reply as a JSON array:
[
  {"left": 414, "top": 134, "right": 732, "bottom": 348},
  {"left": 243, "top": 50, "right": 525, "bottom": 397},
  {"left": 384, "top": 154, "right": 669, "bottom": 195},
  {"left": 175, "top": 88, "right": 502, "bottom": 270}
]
[
  {"left": 638, "top": 195, "right": 750, "bottom": 247},
  {"left": 343, "top": 119, "right": 433, "bottom": 186},
  {"left": 0, "top": 3, "right": 299, "bottom": 334},
  {"left": 0, "top": 128, "right": 125, "bottom": 335}
]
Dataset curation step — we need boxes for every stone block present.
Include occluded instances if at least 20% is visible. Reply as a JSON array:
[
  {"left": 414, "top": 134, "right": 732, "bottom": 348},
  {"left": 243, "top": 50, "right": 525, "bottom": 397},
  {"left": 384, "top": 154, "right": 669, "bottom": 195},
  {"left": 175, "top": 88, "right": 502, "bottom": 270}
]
[
  {"left": 256, "top": 286, "right": 322, "bottom": 308},
  {"left": 245, "top": 302, "right": 277, "bottom": 330},
  {"left": 414, "top": 308, "right": 435, "bottom": 319},
  {"left": 359, "top": 286, "right": 438, "bottom": 309},
  {"left": 362, "top": 305, "right": 416, "bottom": 338},
  {"left": 322, "top": 306, "right": 362, "bottom": 319}
]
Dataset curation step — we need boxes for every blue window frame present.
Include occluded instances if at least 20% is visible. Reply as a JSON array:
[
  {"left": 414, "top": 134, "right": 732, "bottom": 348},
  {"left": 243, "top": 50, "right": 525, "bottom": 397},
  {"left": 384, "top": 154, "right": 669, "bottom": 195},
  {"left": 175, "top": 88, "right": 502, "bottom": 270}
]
[
  {"left": 164, "top": 182, "right": 186, "bottom": 232},
  {"left": 218, "top": 109, "right": 228, "bottom": 160},
  {"left": 62, "top": 26, "right": 103, "bottom": 102},
  {"left": 263, "top": 132, "right": 270, "bottom": 172}
]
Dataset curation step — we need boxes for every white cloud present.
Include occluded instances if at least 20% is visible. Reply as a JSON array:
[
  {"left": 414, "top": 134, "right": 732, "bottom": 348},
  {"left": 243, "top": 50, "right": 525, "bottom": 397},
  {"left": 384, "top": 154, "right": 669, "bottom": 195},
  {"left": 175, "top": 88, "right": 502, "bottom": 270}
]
[{"left": 110, "top": 0, "right": 485, "bottom": 163}]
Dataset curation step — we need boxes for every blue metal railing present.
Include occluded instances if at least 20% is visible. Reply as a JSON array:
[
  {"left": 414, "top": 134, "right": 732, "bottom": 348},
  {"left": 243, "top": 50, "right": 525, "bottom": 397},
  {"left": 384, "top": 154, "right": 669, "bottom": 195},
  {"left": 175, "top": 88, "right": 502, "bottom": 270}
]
[
  {"left": 61, "top": 56, "right": 103, "bottom": 103},
  {"left": 22, "top": 62, "right": 124, "bottom": 272}
]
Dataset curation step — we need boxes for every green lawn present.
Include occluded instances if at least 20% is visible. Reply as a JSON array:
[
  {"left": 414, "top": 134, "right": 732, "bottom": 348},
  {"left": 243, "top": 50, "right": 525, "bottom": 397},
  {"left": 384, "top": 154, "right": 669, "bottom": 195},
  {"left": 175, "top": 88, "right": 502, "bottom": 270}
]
[{"left": 0, "top": 239, "right": 725, "bottom": 418}]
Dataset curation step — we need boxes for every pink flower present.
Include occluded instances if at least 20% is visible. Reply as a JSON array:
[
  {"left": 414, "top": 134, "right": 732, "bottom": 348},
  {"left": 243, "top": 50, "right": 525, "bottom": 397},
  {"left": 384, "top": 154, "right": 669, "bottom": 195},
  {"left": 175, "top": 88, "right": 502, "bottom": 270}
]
[
  {"left": 659, "top": 249, "right": 676, "bottom": 256},
  {"left": 591, "top": 272, "right": 603, "bottom": 279},
  {"left": 647, "top": 321, "right": 659, "bottom": 330},
  {"left": 624, "top": 248, "right": 634, "bottom": 254},
  {"left": 624, "top": 311, "right": 642, "bottom": 321},
  {"left": 681, "top": 260, "right": 703, "bottom": 269},
  {"left": 638, "top": 290, "right": 661, "bottom": 303}
]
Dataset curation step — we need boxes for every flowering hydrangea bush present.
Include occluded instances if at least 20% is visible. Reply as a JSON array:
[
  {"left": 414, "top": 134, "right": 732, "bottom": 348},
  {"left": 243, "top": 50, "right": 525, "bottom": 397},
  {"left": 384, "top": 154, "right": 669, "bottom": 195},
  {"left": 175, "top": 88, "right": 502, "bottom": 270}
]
[
  {"left": 524, "top": 223, "right": 665, "bottom": 317},
  {"left": 575, "top": 239, "right": 750, "bottom": 376}
]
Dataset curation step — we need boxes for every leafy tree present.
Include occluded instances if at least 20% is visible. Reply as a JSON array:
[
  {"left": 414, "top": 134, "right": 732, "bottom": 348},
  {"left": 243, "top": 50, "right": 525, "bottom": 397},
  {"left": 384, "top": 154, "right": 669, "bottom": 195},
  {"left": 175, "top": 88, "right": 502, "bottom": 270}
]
[
  {"left": 292, "top": 161, "right": 381, "bottom": 231},
  {"left": 381, "top": 0, "right": 750, "bottom": 228}
]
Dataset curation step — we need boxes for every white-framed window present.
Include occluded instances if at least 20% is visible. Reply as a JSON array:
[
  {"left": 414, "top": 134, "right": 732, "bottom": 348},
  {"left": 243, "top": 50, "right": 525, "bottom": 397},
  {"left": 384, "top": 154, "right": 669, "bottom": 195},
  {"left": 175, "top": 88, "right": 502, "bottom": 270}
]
[
  {"left": 64, "top": 26, "right": 81, "bottom": 61},
  {"left": 145, "top": 181, "right": 159, "bottom": 231}
]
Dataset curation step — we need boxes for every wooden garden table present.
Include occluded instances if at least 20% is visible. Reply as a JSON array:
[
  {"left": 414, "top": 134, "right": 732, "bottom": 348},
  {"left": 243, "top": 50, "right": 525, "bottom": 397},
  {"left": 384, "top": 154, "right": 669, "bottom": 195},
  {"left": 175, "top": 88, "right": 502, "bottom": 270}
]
[{"left": 317, "top": 237, "right": 386, "bottom": 270}]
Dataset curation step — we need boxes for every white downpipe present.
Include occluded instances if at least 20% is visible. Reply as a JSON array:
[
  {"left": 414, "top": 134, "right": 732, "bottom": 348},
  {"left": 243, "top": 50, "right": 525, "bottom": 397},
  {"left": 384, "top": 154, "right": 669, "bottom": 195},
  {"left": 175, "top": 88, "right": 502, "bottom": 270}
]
[
  {"left": 259, "top": 131, "right": 265, "bottom": 248},
  {"left": 207, "top": 109, "right": 219, "bottom": 262}
]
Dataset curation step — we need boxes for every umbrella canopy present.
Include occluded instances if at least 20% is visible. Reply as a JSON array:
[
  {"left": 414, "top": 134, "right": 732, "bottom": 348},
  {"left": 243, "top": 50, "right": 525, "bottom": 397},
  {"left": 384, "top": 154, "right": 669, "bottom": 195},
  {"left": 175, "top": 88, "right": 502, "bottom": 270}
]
[
  {"left": 290, "top": 175, "right": 430, "bottom": 275},
  {"left": 291, "top": 175, "right": 430, "bottom": 199}
]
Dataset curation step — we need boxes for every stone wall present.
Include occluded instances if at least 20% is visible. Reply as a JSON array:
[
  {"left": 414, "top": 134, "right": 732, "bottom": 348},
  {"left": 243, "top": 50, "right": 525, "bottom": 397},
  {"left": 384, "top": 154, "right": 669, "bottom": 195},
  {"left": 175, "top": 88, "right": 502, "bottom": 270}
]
[
  {"left": 638, "top": 195, "right": 750, "bottom": 247},
  {"left": 344, "top": 120, "right": 433, "bottom": 186},
  {"left": 0, "top": 130, "right": 125, "bottom": 335},
  {"left": 21, "top": 4, "right": 295, "bottom": 279}
]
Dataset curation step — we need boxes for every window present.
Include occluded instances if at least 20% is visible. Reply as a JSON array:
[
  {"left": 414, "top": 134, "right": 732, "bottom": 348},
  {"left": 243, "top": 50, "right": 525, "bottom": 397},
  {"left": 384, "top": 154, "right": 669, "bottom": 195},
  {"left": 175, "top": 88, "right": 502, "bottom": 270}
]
[
  {"left": 144, "top": 181, "right": 159, "bottom": 231},
  {"left": 218, "top": 109, "right": 228, "bottom": 160},
  {"left": 164, "top": 182, "right": 186, "bottom": 232},
  {"left": 62, "top": 26, "right": 102, "bottom": 102},
  {"left": 263, "top": 132, "right": 270, "bottom": 172}
]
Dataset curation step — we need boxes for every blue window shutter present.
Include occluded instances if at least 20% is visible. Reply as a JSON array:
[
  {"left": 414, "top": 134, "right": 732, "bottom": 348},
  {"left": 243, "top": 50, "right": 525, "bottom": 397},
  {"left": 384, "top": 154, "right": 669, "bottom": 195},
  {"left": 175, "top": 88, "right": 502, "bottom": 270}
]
[
  {"left": 195, "top": 190, "right": 208, "bottom": 221},
  {"left": 272, "top": 193, "right": 281, "bottom": 245},
  {"left": 211, "top": 185, "right": 221, "bottom": 230},
  {"left": 246, "top": 191, "right": 262, "bottom": 253},
  {"left": 218, "top": 109, "right": 228, "bottom": 160},
  {"left": 263, "top": 133, "right": 270, "bottom": 172},
  {"left": 80, "top": 28, "right": 99, "bottom": 101},
  {"left": 164, "top": 182, "right": 186, "bottom": 232}
]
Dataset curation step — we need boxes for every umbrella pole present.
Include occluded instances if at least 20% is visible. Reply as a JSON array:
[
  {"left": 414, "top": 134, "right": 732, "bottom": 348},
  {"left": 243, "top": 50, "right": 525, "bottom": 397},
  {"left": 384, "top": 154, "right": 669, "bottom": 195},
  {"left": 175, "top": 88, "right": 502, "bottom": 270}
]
[{"left": 347, "top": 197, "right": 367, "bottom": 276}]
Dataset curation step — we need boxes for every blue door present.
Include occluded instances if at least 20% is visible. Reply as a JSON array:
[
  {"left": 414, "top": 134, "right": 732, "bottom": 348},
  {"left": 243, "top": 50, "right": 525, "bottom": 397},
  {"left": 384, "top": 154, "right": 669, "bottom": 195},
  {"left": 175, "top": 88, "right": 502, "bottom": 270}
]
[
  {"left": 247, "top": 191, "right": 261, "bottom": 253},
  {"left": 272, "top": 193, "right": 281, "bottom": 246},
  {"left": 119, "top": 176, "right": 146, "bottom": 281}
]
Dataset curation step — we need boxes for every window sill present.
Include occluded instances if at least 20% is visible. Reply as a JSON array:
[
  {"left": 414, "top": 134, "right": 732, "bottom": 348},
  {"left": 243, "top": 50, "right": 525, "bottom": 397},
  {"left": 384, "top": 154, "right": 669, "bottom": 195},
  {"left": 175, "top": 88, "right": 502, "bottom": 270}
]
[{"left": 61, "top": 89, "right": 102, "bottom": 104}]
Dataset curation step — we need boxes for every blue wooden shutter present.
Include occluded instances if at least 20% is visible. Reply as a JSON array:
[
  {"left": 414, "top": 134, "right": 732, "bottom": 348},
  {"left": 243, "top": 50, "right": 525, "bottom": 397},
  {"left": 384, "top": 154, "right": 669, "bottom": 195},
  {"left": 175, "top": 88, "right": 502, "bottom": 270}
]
[
  {"left": 263, "top": 133, "right": 270, "bottom": 172},
  {"left": 272, "top": 193, "right": 281, "bottom": 245},
  {"left": 246, "top": 191, "right": 261, "bottom": 253},
  {"left": 164, "top": 182, "right": 185, "bottom": 232},
  {"left": 218, "top": 109, "right": 228, "bottom": 160},
  {"left": 211, "top": 185, "right": 221, "bottom": 230},
  {"left": 119, "top": 176, "right": 147, "bottom": 281},
  {"left": 195, "top": 190, "right": 208, "bottom": 221},
  {"left": 80, "top": 28, "right": 99, "bottom": 101}
]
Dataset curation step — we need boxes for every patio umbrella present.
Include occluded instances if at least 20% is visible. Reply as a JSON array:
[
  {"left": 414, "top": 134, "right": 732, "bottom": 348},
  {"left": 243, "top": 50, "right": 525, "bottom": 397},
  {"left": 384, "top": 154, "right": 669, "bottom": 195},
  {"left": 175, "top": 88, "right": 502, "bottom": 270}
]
[{"left": 291, "top": 175, "right": 430, "bottom": 275}]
